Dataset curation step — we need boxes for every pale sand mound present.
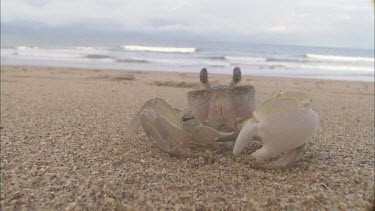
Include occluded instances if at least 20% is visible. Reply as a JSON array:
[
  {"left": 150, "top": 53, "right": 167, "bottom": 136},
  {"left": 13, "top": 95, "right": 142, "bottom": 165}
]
[{"left": 1, "top": 65, "right": 374, "bottom": 210}]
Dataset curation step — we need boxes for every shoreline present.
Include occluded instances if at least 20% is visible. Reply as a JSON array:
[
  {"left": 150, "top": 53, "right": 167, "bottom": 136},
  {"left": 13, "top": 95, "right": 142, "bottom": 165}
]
[
  {"left": 2, "top": 64, "right": 374, "bottom": 83},
  {"left": 1, "top": 65, "right": 374, "bottom": 209}
]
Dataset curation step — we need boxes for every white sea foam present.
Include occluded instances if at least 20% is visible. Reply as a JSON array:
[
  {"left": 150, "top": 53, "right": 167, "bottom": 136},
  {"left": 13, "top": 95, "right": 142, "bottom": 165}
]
[
  {"left": 226, "top": 56, "right": 266, "bottom": 64},
  {"left": 268, "top": 62, "right": 374, "bottom": 73},
  {"left": 74, "top": 46, "right": 108, "bottom": 54},
  {"left": 16, "top": 45, "right": 39, "bottom": 50},
  {"left": 122, "top": 45, "right": 196, "bottom": 53},
  {"left": 306, "top": 53, "right": 374, "bottom": 63},
  {"left": 2, "top": 44, "right": 373, "bottom": 81},
  {"left": 1, "top": 48, "right": 16, "bottom": 56},
  {"left": 301, "top": 64, "right": 374, "bottom": 72},
  {"left": 75, "top": 46, "right": 98, "bottom": 51},
  {"left": 16, "top": 48, "right": 81, "bottom": 59},
  {"left": 11, "top": 46, "right": 111, "bottom": 61},
  {"left": 146, "top": 58, "right": 228, "bottom": 67}
]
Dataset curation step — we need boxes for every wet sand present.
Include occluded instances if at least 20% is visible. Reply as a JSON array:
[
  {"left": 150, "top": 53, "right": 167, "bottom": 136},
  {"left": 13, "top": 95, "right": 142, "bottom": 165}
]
[{"left": 1, "top": 65, "right": 374, "bottom": 210}]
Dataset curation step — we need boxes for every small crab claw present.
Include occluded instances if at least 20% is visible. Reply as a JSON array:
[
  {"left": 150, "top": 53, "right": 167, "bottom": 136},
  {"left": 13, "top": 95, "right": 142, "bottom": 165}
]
[
  {"left": 200, "top": 68, "right": 212, "bottom": 91},
  {"left": 228, "top": 67, "right": 241, "bottom": 90},
  {"left": 233, "top": 91, "right": 319, "bottom": 168},
  {"left": 191, "top": 125, "right": 234, "bottom": 145}
]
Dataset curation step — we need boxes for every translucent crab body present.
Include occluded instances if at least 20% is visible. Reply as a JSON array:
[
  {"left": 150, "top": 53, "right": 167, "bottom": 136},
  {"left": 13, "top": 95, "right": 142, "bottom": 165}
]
[
  {"left": 125, "top": 68, "right": 319, "bottom": 167},
  {"left": 125, "top": 67, "right": 256, "bottom": 157}
]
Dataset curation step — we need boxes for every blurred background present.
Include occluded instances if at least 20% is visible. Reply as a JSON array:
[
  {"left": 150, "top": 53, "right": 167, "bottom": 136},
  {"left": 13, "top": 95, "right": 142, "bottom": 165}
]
[{"left": 1, "top": 0, "right": 374, "bottom": 81}]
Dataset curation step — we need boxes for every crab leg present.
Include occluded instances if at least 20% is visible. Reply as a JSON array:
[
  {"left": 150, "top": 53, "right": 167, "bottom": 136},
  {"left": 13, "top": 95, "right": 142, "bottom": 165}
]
[{"left": 190, "top": 125, "right": 234, "bottom": 144}]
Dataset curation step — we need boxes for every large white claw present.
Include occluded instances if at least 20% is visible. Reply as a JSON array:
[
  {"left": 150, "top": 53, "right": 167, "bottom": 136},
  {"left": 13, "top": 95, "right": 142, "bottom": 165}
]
[{"left": 233, "top": 91, "right": 319, "bottom": 167}]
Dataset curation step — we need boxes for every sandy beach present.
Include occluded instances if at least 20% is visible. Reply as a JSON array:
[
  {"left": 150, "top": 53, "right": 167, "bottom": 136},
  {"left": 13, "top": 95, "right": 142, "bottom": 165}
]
[{"left": 1, "top": 65, "right": 374, "bottom": 210}]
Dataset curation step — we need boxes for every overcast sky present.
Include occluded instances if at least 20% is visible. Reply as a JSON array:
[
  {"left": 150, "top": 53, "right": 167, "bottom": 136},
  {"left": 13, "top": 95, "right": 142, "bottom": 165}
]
[{"left": 1, "top": 0, "right": 374, "bottom": 49}]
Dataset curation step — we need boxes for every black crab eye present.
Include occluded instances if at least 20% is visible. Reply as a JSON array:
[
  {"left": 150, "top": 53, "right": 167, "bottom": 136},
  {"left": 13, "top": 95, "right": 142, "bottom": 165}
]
[
  {"left": 200, "top": 68, "right": 208, "bottom": 83},
  {"left": 182, "top": 115, "right": 195, "bottom": 123},
  {"left": 233, "top": 67, "right": 241, "bottom": 83}
]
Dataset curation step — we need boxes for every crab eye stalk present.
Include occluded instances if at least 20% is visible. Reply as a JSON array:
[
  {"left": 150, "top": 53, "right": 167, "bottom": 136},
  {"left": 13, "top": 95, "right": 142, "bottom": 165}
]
[
  {"left": 228, "top": 66, "right": 241, "bottom": 90},
  {"left": 200, "top": 68, "right": 212, "bottom": 90}
]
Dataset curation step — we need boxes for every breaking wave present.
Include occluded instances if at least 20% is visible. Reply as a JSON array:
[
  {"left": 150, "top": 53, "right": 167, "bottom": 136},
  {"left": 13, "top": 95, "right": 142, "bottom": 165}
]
[
  {"left": 16, "top": 45, "right": 39, "bottom": 50},
  {"left": 116, "top": 58, "right": 150, "bottom": 63},
  {"left": 86, "top": 54, "right": 112, "bottom": 59},
  {"left": 2, "top": 44, "right": 373, "bottom": 81},
  {"left": 225, "top": 56, "right": 266, "bottom": 64},
  {"left": 122, "top": 45, "right": 196, "bottom": 53},
  {"left": 306, "top": 53, "right": 374, "bottom": 63},
  {"left": 199, "top": 56, "right": 227, "bottom": 60},
  {"left": 266, "top": 57, "right": 309, "bottom": 63},
  {"left": 299, "top": 64, "right": 374, "bottom": 72}
]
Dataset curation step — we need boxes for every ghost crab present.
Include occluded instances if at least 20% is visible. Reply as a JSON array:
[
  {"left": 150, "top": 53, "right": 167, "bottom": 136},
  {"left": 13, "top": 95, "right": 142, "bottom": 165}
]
[
  {"left": 125, "top": 67, "right": 256, "bottom": 157},
  {"left": 125, "top": 67, "right": 319, "bottom": 168}
]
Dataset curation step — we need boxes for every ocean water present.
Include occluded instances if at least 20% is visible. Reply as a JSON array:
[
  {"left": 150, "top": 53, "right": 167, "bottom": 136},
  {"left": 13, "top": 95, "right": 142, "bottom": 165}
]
[{"left": 1, "top": 41, "right": 374, "bottom": 81}]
